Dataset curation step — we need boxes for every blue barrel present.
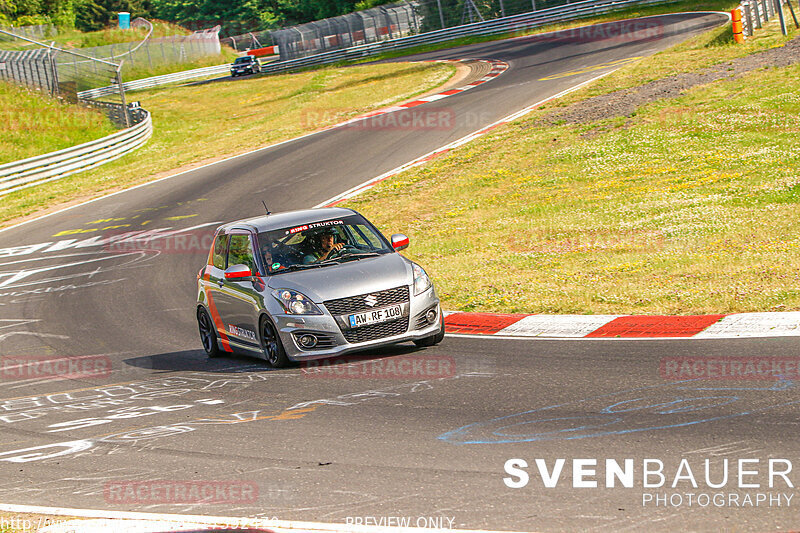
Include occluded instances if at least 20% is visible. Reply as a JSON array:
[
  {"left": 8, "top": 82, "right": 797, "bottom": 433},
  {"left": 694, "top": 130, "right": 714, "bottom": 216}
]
[{"left": 118, "top": 12, "right": 131, "bottom": 29}]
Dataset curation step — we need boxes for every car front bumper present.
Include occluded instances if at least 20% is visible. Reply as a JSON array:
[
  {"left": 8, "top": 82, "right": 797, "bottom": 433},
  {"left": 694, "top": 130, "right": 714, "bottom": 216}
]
[{"left": 274, "top": 286, "right": 441, "bottom": 361}]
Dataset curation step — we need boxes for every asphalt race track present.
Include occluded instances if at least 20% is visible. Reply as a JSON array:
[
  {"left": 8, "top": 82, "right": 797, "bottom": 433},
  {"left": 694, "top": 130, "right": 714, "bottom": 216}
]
[{"left": 4, "top": 12, "right": 798, "bottom": 532}]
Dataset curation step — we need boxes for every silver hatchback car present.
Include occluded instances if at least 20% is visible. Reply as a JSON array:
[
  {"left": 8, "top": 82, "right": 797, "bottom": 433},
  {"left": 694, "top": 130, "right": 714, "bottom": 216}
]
[{"left": 196, "top": 207, "right": 444, "bottom": 367}]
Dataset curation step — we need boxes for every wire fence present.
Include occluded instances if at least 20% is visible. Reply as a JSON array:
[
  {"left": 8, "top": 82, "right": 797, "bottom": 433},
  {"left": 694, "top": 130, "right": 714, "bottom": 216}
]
[
  {"left": 222, "top": 0, "right": 635, "bottom": 60},
  {"left": 56, "top": 19, "right": 222, "bottom": 78},
  {"left": 0, "top": 19, "right": 223, "bottom": 127},
  {"left": 0, "top": 29, "right": 136, "bottom": 127},
  {"left": 0, "top": 23, "right": 54, "bottom": 42}
]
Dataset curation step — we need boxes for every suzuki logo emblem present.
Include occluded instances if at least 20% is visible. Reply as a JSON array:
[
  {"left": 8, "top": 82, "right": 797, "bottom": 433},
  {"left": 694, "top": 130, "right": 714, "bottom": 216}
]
[{"left": 364, "top": 295, "right": 378, "bottom": 307}]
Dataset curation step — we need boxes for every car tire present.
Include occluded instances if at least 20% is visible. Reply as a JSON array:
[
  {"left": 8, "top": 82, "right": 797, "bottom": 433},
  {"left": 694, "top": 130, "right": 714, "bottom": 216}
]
[
  {"left": 260, "top": 316, "right": 290, "bottom": 368},
  {"left": 414, "top": 317, "right": 445, "bottom": 348},
  {"left": 197, "top": 307, "right": 223, "bottom": 358}
]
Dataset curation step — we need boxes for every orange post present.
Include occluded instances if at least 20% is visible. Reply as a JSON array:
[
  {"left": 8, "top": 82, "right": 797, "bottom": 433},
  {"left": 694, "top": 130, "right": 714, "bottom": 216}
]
[{"left": 732, "top": 8, "right": 745, "bottom": 43}]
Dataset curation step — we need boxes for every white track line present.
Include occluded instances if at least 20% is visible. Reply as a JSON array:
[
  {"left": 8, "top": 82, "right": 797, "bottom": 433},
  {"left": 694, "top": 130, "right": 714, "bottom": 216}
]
[
  {"left": 315, "top": 69, "right": 618, "bottom": 208},
  {"left": 0, "top": 61, "right": 504, "bottom": 237}
]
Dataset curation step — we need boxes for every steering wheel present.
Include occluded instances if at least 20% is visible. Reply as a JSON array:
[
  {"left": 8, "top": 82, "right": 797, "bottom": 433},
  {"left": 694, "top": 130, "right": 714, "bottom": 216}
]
[{"left": 326, "top": 244, "right": 356, "bottom": 259}]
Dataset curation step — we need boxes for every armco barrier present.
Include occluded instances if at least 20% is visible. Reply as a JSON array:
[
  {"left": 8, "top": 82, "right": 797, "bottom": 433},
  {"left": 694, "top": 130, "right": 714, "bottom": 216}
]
[
  {"left": 0, "top": 110, "right": 152, "bottom": 197},
  {"left": 81, "top": 0, "right": 684, "bottom": 97},
  {"left": 5, "top": 0, "right": 698, "bottom": 195},
  {"left": 77, "top": 64, "right": 231, "bottom": 99}
]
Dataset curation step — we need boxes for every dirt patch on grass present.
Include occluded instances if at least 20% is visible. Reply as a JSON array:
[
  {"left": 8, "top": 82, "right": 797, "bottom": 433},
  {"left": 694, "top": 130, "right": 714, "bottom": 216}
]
[{"left": 536, "top": 35, "right": 800, "bottom": 126}]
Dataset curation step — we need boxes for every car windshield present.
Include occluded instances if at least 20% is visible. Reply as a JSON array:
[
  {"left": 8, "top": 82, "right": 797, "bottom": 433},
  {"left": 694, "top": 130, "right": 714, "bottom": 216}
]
[
  {"left": 234, "top": 57, "right": 252, "bottom": 64},
  {"left": 258, "top": 215, "right": 393, "bottom": 274}
]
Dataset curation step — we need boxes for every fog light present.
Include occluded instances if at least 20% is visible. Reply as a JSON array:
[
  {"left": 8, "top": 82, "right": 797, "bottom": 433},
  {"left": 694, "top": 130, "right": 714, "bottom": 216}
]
[
  {"left": 425, "top": 308, "right": 437, "bottom": 324},
  {"left": 298, "top": 334, "right": 317, "bottom": 348}
]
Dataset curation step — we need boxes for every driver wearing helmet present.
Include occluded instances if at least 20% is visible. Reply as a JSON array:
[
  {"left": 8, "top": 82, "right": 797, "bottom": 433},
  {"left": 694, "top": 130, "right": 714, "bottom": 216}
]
[{"left": 303, "top": 227, "right": 344, "bottom": 264}]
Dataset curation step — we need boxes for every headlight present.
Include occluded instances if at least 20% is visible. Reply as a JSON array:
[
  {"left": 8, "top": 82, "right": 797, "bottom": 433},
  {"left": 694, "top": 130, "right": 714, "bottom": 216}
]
[
  {"left": 412, "top": 263, "right": 432, "bottom": 296},
  {"left": 272, "top": 289, "right": 322, "bottom": 315}
]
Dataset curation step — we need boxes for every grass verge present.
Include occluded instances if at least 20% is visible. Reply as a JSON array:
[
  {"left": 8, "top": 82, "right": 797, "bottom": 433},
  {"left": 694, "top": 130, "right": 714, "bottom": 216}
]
[
  {"left": 0, "top": 81, "right": 116, "bottom": 164},
  {"left": 361, "top": 0, "right": 741, "bottom": 63},
  {"left": 344, "top": 18, "right": 800, "bottom": 315},
  {"left": 0, "top": 61, "right": 455, "bottom": 226}
]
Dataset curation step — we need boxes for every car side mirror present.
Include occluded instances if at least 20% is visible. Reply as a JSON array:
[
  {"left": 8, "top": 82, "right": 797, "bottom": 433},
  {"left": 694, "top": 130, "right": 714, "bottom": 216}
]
[
  {"left": 224, "top": 264, "right": 253, "bottom": 281},
  {"left": 391, "top": 233, "right": 409, "bottom": 251}
]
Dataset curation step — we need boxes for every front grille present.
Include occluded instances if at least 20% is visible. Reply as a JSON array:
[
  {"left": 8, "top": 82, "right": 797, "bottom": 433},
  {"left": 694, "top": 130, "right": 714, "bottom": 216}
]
[
  {"left": 324, "top": 286, "right": 409, "bottom": 316},
  {"left": 343, "top": 317, "right": 409, "bottom": 344}
]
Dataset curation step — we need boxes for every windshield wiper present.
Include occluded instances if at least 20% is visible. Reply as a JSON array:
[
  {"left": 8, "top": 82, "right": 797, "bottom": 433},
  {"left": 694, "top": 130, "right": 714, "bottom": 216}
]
[
  {"left": 319, "top": 251, "right": 382, "bottom": 264},
  {"left": 339, "top": 251, "right": 381, "bottom": 260},
  {"left": 273, "top": 262, "right": 336, "bottom": 273}
]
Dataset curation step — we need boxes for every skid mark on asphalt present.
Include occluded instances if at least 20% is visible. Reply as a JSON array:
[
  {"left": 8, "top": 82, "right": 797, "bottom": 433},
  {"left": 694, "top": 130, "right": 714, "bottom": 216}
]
[
  {"left": 538, "top": 56, "right": 642, "bottom": 80},
  {"left": 439, "top": 379, "right": 800, "bottom": 444}
]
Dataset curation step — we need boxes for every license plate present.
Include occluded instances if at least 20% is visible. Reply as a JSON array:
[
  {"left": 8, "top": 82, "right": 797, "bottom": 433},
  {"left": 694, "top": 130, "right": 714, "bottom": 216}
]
[{"left": 348, "top": 305, "right": 403, "bottom": 328}]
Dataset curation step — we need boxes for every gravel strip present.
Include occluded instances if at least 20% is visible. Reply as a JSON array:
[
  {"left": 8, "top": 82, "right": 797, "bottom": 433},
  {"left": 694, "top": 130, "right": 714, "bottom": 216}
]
[{"left": 537, "top": 35, "right": 800, "bottom": 126}]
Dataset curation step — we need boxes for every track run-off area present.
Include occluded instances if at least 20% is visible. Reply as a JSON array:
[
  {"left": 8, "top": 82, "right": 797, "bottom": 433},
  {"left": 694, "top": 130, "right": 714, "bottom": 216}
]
[{"left": 2, "top": 12, "right": 799, "bottom": 533}]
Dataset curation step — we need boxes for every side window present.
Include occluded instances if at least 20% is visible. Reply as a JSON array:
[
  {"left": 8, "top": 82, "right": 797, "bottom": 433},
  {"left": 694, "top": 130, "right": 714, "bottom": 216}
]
[
  {"left": 212, "top": 233, "right": 228, "bottom": 269},
  {"left": 227, "top": 234, "right": 257, "bottom": 274}
]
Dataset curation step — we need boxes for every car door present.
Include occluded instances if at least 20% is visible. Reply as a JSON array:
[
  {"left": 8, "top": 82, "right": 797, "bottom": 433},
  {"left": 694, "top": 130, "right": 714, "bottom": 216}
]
[
  {"left": 215, "top": 231, "right": 262, "bottom": 351},
  {"left": 199, "top": 230, "right": 231, "bottom": 347}
]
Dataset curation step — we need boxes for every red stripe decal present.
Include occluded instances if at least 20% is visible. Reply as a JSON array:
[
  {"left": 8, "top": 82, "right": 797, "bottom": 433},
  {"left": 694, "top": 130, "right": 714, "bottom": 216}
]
[
  {"left": 586, "top": 315, "right": 727, "bottom": 338},
  {"left": 445, "top": 312, "right": 528, "bottom": 335}
]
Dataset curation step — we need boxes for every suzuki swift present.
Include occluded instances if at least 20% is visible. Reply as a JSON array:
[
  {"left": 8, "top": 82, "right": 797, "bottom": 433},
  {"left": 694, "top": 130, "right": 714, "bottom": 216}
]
[{"left": 196, "top": 207, "right": 444, "bottom": 367}]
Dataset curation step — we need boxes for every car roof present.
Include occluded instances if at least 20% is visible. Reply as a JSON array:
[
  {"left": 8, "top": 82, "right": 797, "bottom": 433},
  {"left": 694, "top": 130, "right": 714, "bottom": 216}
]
[{"left": 220, "top": 207, "right": 359, "bottom": 233}]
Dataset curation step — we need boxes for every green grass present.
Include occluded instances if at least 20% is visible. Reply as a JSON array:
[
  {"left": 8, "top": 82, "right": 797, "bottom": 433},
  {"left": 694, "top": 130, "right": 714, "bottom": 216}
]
[
  {"left": 344, "top": 16, "right": 800, "bottom": 314},
  {"left": 0, "top": 81, "right": 116, "bottom": 164},
  {"left": 360, "top": 0, "right": 741, "bottom": 63},
  {"left": 0, "top": 61, "right": 455, "bottom": 226},
  {"left": 55, "top": 21, "right": 190, "bottom": 49},
  {"left": 121, "top": 48, "right": 239, "bottom": 82},
  {"left": 0, "top": 21, "right": 238, "bottom": 82}
]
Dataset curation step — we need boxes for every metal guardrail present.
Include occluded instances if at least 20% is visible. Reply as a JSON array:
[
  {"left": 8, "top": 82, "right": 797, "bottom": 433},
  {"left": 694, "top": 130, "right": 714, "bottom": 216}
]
[
  {"left": 78, "top": 64, "right": 231, "bottom": 99},
  {"left": 738, "top": 0, "right": 797, "bottom": 37},
  {"left": 259, "top": 0, "right": 683, "bottom": 73},
  {"left": 2, "top": 0, "right": 695, "bottom": 196},
  {"left": 81, "top": 0, "right": 683, "bottom": 97},
  {"left": 0, "top": 110, "right": 152, "bottom": 197}
]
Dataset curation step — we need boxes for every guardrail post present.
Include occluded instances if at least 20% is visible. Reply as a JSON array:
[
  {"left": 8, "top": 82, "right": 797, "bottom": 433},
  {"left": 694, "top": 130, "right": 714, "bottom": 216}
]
[
  {"left": 116, "top": 62, "right": 131, "bottom": 128},
  {"left": 776, "top": 0, "right": 788, "bottom": 33},
  {"left": 753, "top": 0, "right": 763, "bottom": 28},
  {"left": 787, "top": 0, "right": 800, "bottom": 27},
  {"left": 744, "top": 2, "right": 754, "bottom": 35}
]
